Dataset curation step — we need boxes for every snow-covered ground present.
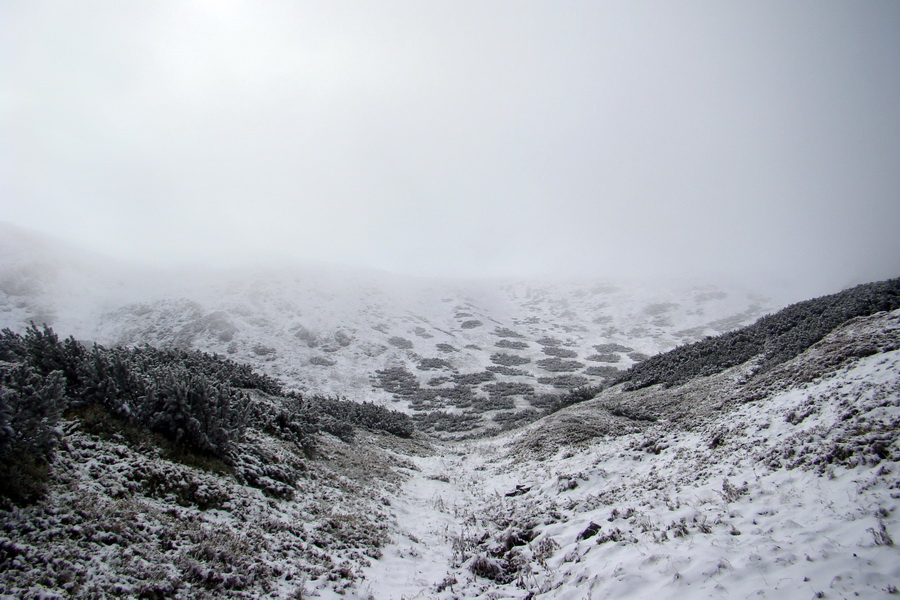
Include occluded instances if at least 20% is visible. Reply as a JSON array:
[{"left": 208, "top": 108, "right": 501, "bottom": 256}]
[
  {"left": 357, "top": 311, "right": 900, "bottom": 600},
  {"left": 0, "top": 223, "right": 784, "bottom": 436},
  {"left": 2, "top": 312, "right": 898, "bottom": 598},
  {"left": 2, "top": 224, "right": 897, "bottom": 599}
]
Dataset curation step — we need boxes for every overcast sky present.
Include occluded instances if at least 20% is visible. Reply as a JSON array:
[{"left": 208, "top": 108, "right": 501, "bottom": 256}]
[{"left": 2, "top": 1, "right": 899, "bottom": 294}]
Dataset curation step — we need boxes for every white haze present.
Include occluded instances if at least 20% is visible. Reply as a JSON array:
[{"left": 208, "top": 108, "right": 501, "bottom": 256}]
[{"left": 2, "top": 1, "right": 899, "bottom": 298}]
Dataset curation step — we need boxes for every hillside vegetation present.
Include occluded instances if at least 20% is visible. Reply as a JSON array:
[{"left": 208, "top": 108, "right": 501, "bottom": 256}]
[
  {"left": 615, "top": 277, "right": 900, "bottom": 390},
  {"left": 0, "top": 278, "right": 898, "bottom": 599},
  {"left": 0, "top": 324, "right": 412, "bottom": 505},
  {"left": 0, "top": 225, "right": 780, "bottom": 437},
  {"left": 409, "top": 308, "right": 900, "bottom": 599}
]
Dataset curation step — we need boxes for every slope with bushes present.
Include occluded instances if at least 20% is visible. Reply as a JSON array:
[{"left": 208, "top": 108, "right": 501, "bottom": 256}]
[
  {"left": 2, "top": 280, "right": 898, "bottom": 599},
  {"left": 614, "top": 277, "right": 900, "bottom": 391},
  {"left": 0, "top": 323, "right": 413, "bottom": 504},
  {"left": 0, "top": 324, "right": 421, "bottom": 598},
  {"left": 357, "top": 308, "right": 900, "bottom": 600}
]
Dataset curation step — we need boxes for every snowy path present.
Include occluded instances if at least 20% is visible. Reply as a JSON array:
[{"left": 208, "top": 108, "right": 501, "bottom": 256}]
[{"left": 361, "top": 446, "right": 481, "bottom": 599}]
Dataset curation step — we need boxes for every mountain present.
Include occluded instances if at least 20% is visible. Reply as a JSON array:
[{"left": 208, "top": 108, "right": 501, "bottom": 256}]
[
  {"left": 375, "top": 307, "right": 900, "bottom": 599},
  {"left": 1, "top": 274, "right": 898, "bottom": 598},
  {"left": 0, "top": 223, "right": 780, "bottom": 437}
]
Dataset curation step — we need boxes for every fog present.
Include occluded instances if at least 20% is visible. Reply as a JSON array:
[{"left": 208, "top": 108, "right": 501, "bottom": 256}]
[{"left": 2, "top": 1, "right": 899, "bottom": 297}]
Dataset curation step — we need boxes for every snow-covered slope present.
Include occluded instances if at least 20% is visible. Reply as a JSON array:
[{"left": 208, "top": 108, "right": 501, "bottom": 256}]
[
  {"left": 361, "top": 309, "right": 900, "bottom": 599},
  {"left": 2, "top": 305, "right": 897, "bottom": 599},
  {"left": 0, "top": 223, "right": 778, "bottom": 436}
]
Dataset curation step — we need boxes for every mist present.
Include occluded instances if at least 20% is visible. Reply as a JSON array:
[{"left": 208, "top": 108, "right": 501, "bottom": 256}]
[{"left": 2, "top": 1, "right": 899, "bottom": 299}]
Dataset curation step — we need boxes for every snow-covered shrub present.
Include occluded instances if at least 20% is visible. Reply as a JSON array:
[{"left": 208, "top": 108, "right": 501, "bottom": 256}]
[
  {"left": 492, "top": 409, "right": 541, "bottom": 430},
  {"left": 1, "top": 324, "right": 86, "bottom": 396},
  {"left": 594, "top": 343, "right": 632, "bottom": 352},
  {"left": 372, "top": 366, "right": 420, "bottom": 397},
  {"left": 81, "top": 345, "right": 267, "bottom": 461},
  {"left": 536, "top": 357, "right": 584, "bottom": 372},
  {"left": 334, "top": 329, "right": 353, "bottom": 346},
  {"left": 540, "top": 385, "right": 602, "bottom": 413},
  {"left": 79, "top": 346, "right": 146, "bottom": 418},
  {"left": 417, "top": 358, "right": 452, "bottom": 371},
  {"left": 138, "top": 367, "right": 249, "bottom": 458},
  {"left": 483, "top": 382, "right": 534, "bottom": 399},
  {"left": 0, "top": 396, "right": 10, "bottom": 453},
  {"left": 232, "top": 442, "right": 305, "bottom": 499},
  {"left": 490, "top": 353, "right": 531, "bottom": 367},
  {"left": 0, "top": 368, "right": 64, "bottom": 447},
  {"left": 409, "top": 389, "right": 446, "bottom": 411},
  {"left": 585, "top": 352, "right": 620, "bottom": 362},
  {"left": 387, "top": 336, "right": 413, "bottom": 349},
  {"left": 541, "top": 346, "right": 577, "bottom": 358},
  {"left": 309, "top": 396, "right": 414, "bottom": 438},
  {"left": 413, "top": 411, "right": 481, "bottom": 433},
  {"left": 619, "top": 277, "right": 900, "bottom": 390},
  {"left": 294, "top": 325, "right": 319, "bottom": 347},
  {"left": 583, "top": 365, "right": 621, "bottom": 378},
  {"left": 538, "top": 375, "right": 590, "bottom": 389},
  {"left": 434, "top": 385, "right": 475, "bottom": 408},
  {"left": 2, "top": 323, "right": 415, "bottom": 486},
  {"left": 156, "top": 347, "right": 283, "bottom": 395},
  {"left": 495, "top": 339, "right": 528, "bottom": 350},
  {"left": 453, "top": 371, "right": 495, "bottom": 385},
  {"left": 605, "top": 402, "right": 657, "bottom": 422},
  {"left": 471, "top": 396, "right": 515, "bottom": 412},
  {"left": 493, "top": 327, "right": 524, "bottom": 338},
  {"left": 0, "top": 364, "right": 65, "bottom": 503},
  {"left": 486, "top": 366, "right": 529, "bottom": 376},
  {"left": 0, "top": 329, "right": 26, "bottom": 362},
  {"left": 316, "top": 413, "right": 357, "bottom": 442},
  {"left": 14, "top": 324, "right": 69, "bottom": 377},
  {"left": 644, "top": 302, "right": 678, "bottom": 316},
  {"left": 469, "top": 555, "right": 508, "bottom": 582},
  {"left": 251, "top": 395, "right": 320, "bottom": 455},
  {"left": 412, "top": 326, "right": 433, "bottom": 339}
]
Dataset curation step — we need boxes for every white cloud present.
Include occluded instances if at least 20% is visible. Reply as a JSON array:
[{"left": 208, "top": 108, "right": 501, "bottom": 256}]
[{"left": 1, "top": 0, "right": 899, "bottom": 296}]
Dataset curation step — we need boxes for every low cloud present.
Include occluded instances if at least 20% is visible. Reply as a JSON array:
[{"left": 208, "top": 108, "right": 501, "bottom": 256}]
[{"left": 2, "top": 1, "right": 898, "bottom": 298}]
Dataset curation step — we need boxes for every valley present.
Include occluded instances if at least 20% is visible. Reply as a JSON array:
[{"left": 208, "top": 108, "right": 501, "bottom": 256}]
[
  {"left": 0, "top": 224, "right": 778, "bottom": 437},
  {"left": 1, "top": 226, "right": 898, "bottom": 599}
]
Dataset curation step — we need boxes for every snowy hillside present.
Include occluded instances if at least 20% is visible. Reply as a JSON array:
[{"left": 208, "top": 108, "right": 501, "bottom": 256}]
[
  {"left": 1, "top": 298, "right": 898, "bottom": 599},
  {"left": 380, "top": 309, "right": 900, "bottom": 599},
  {"left": 0, "top": 224, "right": 778, "bottom": 436}
]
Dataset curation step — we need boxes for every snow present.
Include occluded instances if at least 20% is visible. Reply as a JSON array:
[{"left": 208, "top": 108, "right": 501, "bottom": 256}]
[
  {"left": 4, "top": 337, "right": 898, "bottom": 597},
  {"left": 1, "top": 227, "right": 898, "bottom": 599},
  {"left": 353, "top": 322, "right": 900, "bottom": 600}
]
